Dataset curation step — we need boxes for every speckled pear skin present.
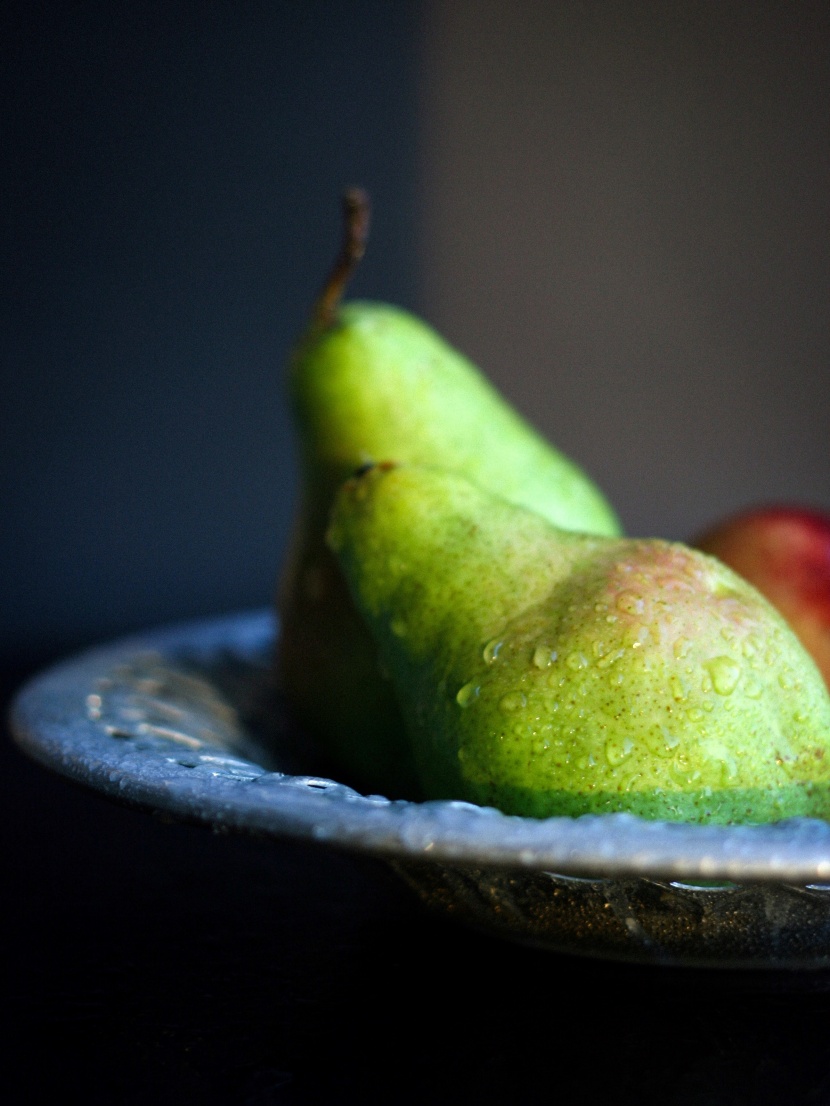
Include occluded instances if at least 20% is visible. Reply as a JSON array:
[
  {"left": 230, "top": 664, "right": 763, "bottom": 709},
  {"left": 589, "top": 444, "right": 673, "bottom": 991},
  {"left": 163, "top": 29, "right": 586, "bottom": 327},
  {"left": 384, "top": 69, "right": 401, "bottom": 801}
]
[
  {"left": 327, "top": 464, "right": 830, "bottom": 824},
  {"left": 289, "top": 303, "right": 621, "bottom": 535},
  {"left": 278, "top": 301, "right": 620, "bottom": 797}
]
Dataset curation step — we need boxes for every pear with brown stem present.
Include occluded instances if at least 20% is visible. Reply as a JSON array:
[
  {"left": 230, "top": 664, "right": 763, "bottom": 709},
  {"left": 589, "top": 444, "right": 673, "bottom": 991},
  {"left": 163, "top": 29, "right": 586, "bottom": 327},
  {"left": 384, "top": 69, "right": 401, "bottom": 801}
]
[{"left": 277, "top": 190, "right": 620, "bottom": 795}]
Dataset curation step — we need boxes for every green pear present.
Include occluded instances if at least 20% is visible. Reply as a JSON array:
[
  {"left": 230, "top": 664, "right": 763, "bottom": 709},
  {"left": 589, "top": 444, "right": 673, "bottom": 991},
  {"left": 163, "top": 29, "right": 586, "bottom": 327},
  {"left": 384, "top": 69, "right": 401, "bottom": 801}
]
[
  {"left": 327, "top": 463, "right": 830, "bottom": 823},
  {"left": 277, "top": 190, "right": 620, "bottom": 795}
]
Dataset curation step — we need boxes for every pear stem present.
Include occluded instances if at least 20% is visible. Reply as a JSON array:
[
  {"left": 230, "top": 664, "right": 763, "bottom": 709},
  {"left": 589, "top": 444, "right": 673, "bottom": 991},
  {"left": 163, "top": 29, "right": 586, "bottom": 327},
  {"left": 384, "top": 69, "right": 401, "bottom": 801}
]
[{"left": 313, "top": 187, "right": 371, "bottom": 330}]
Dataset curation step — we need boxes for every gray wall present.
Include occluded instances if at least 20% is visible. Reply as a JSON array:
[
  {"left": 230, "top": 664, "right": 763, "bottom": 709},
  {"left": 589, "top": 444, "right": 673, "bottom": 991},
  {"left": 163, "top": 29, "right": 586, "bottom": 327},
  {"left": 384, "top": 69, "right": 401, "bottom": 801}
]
[
  {"left": 419, "top": 1, "right": 829, "bottom": 539},
  {"left": 4, "top": 1, "right": 419, "bottom": 667}
]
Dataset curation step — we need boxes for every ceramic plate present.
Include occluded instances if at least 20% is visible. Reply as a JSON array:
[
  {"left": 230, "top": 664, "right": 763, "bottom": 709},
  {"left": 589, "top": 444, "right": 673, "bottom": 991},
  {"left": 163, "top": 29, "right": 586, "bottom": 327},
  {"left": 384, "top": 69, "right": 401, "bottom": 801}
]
[{"left": 12, "top": 608, "right": 830, "bottom": 969}]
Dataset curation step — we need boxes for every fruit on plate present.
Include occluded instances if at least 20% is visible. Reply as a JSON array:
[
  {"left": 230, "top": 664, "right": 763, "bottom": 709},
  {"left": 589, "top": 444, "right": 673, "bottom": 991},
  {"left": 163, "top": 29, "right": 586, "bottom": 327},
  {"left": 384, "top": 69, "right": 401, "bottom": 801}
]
[
  {"left": 276, "top": 189, "right": 620, "bottom": 795},
  {"left": 693, "top": 505, "right": 830, "bottom": 690},
  {"left": 327, "top": 463, "right": 830, "bottom": 823}
]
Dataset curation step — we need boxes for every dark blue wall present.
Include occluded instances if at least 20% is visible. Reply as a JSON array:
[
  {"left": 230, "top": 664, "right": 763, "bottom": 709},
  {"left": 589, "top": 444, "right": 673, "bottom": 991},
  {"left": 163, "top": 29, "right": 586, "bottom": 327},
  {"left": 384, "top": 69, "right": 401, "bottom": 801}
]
[{"left": 3, "top": 1, "right": 420, "bottom": 668}]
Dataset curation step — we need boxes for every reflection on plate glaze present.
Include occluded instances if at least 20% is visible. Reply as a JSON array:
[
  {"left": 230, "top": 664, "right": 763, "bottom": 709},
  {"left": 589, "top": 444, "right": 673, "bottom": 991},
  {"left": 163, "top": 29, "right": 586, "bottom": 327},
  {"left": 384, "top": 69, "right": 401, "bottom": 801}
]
[
  {"left": 90, "top": 654, "right": 254, "bottom": 755},
  {"left": 91, "top": 655, "right": 245, "bottom": 749}
]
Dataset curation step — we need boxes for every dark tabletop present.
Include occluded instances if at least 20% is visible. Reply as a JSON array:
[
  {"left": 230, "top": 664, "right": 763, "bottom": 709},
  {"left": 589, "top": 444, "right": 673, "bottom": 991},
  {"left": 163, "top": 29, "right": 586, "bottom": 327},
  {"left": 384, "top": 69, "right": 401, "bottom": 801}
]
[{"left": 5, "top": 662, "right": 830, "bottom": 1106}]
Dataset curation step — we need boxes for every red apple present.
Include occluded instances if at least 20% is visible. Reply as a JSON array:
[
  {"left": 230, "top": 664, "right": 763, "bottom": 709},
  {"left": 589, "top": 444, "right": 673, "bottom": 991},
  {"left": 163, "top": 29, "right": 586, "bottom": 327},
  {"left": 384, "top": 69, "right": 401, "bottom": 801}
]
[{"left": 693, "top": 505, "right": 830, "bottom": 689}]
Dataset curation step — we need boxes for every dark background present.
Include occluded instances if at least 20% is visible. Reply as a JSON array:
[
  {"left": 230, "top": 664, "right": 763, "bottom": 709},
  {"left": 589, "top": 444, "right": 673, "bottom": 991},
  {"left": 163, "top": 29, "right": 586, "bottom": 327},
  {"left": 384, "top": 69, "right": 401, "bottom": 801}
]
[
  {"left": 4, "top": 2, "right": 828, "bottom": 675},
  {"left": 3, "top": 2, "right": 827, "bottom": 672},
  {"left": 3, "top": 0, "right": 419, "bottom": 674},
  {"left": 4, "top": 3, "right": 830, "bottom": 1101}
]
